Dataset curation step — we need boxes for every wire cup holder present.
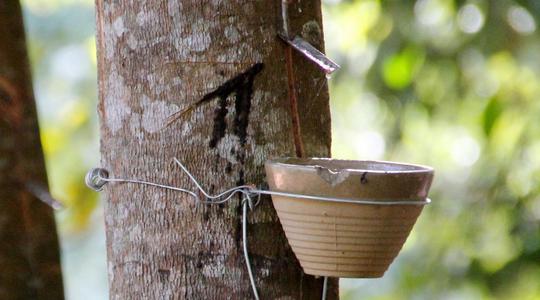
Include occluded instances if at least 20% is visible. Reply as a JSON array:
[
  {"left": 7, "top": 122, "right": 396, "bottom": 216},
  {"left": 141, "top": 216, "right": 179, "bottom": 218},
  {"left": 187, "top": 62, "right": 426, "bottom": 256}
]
[{"left": 86, "top": 157, "right": 431, "bottom": 300}]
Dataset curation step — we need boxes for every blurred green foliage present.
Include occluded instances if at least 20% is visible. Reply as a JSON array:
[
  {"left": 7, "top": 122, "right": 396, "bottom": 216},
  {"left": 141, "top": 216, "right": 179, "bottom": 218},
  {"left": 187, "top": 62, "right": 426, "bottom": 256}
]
[
  {"left": 325, "top": 0, "right": 540, "bottom": 299},
  {"left": 23, "top": 0, "right": 99, "bottom": 233},
  {"left": 22, "top": 1, "right": 107, "bottom": 298},
  {"left": 20, "top": 0, "right": 540, "bottom": 299}
]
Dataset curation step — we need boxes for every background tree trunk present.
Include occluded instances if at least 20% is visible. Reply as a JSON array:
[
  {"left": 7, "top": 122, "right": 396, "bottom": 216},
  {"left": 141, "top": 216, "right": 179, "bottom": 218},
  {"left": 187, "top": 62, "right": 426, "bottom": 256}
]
[
  {"left": 96, "top": 1, "right": 337, "bottom": 298},
  {"left": 0, "top": 1, "right": 64, "bottom": 299}
]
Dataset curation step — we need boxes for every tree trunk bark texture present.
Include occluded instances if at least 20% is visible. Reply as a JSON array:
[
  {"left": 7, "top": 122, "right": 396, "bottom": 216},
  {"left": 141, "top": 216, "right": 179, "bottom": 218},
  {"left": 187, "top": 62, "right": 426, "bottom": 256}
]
[
  {"left": 0, "top": 2, "right": 64, "bottom": 299},
  {"left": 96, "top": 1, "right": 336, "bottom": 299}
]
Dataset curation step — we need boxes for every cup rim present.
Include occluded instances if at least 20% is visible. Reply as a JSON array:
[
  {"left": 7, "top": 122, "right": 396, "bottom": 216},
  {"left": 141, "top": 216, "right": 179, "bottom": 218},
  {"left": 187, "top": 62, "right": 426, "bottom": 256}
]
[{"left": 265, "top": 157, "right": 434, "bottom": 175}]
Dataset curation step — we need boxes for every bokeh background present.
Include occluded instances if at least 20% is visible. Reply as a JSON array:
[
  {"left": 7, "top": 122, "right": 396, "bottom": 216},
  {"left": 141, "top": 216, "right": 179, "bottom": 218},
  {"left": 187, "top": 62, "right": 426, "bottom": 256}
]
[{"left": 21, "top": 0, "right": 540, "bottom": 299}]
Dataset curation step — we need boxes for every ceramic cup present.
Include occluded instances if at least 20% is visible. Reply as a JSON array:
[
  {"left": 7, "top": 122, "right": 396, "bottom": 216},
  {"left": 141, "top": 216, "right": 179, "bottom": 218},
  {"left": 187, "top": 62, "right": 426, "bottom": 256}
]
[{"left": 265, "top": 158, "right": 434, "bottom": 278}]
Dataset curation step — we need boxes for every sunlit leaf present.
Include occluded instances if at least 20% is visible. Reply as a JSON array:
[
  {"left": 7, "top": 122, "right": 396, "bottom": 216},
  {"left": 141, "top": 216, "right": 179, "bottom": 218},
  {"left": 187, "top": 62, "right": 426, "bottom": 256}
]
[
  {"left": 382, "top": 46, "right": 425, "bottom": 90},
  {"left": 482, "top": 97, "right": 502, "bottom": 137}
]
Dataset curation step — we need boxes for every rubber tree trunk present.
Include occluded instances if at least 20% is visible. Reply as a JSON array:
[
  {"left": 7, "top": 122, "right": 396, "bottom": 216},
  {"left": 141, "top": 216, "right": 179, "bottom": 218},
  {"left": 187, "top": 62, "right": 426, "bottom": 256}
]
[
  {"left": 96, "top": 1, "right": 337, "bottom": 298},
  {"left": 0, "top": 1, "right": 64, "bottom": 299}
]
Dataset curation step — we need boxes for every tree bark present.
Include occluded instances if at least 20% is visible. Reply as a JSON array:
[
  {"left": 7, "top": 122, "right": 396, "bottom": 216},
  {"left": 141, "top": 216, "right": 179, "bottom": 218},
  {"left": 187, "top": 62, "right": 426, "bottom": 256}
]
[
  {"left": 96, "top": 1, "right": 336, "bottom": 298},
  {"left": 0, "top": 1, "right": 64, "bottom": 299}
]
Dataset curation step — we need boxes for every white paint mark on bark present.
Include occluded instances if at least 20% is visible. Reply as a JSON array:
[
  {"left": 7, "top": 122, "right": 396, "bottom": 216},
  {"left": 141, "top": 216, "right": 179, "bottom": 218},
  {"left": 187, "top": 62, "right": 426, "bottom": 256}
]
[
  {"left": 113, "top": 17, "right": 126, "bottom": 37},
  {"left": 216, "top": 134, "right": 240, "bottom": 164},
  {"left": 127, "top": 34, "right": 138, "bottom": 49},
  {"left": 141, "top": 95, "right": 179, "bottom": 133}
]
